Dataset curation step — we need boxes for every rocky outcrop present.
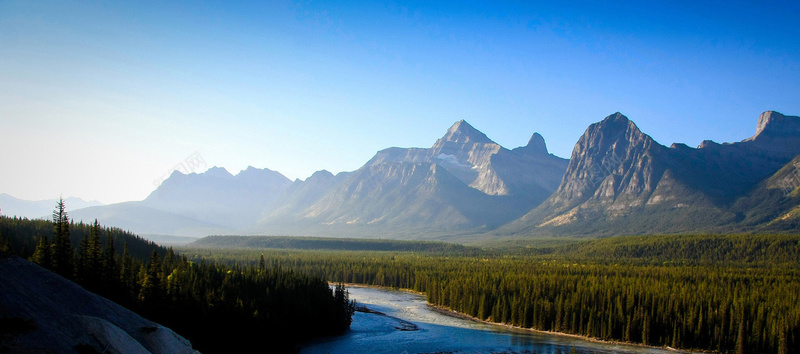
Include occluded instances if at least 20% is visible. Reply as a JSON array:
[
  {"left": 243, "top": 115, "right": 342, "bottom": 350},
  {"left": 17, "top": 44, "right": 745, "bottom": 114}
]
[{"left": 0, "top": 257, "right": 197, "bottom": 353}]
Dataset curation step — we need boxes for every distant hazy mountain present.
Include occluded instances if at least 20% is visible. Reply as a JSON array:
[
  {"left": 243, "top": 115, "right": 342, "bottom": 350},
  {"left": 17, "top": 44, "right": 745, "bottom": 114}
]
[
  {"left": 0, "top": 194, "right": 103, "bottom": 219},
  {"left": 143, "top": 166, "right": 292, "bottom": 229},
  {"left": 249, "top": 120, "right": 569, "bottom": 238},
  {"left": 499, "top": 111, "right": 800, "bottom": 237},
  {"left": 255, "top": 170, "right": 354, "bottom": 224},
  {"left": 69, "top": 202, "right": 231, "bottom": 237},
  {"left": 69, "top": 166, "right": 292, "bottom": 237}
]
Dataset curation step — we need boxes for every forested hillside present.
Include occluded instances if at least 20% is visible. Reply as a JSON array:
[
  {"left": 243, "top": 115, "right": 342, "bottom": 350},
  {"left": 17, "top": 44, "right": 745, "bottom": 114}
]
[
  {"left": 0, "top": 201, "right": 355, "bottom": 353},
  {"left": 184, "top": 234, "right": 800, "bottom": 353}
]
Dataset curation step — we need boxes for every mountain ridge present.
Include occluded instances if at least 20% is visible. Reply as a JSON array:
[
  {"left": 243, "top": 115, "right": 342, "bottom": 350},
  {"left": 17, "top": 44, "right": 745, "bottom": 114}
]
[
  {"left": 55, "top": 111, "right": 800, "bottom": 240},
  {"left": 497, "top": 111, "right": 800, "bottom": 237}
]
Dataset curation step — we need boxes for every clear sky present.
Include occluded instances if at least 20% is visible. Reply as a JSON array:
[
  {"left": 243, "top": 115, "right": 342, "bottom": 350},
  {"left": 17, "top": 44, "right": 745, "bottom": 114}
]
[{"left": 1, "top": 0, "right": 799, "bottom": 204}]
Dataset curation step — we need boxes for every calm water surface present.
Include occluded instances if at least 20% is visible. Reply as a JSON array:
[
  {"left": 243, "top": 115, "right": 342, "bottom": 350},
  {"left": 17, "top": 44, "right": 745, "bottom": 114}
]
[{"left": 303, "top": 286, "right": 681, "bottom": 354}]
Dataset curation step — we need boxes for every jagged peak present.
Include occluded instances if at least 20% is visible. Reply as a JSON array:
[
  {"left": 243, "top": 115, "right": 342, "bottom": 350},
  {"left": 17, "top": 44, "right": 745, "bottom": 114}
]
[
  {"left": 755, "top": 111, "right": 785, "bottom": 136},
  {"left": 311, "top": 169, "right": 333, "bottom": 177},
  {"left": 526, "top": 132, "right": 548, "bottom": 154},
  {"left": 204, "top": 166, "right": 233, "bottom": 178},
  {"left": 236, "top": 166, "right": 260, "bottom": 176},
  {"left": 599, "top": 112, "right": 633, "bottom": 128},
  {"left": 305, "top": 169, "right": 334, "bottom": 181},
  {"left": 441, "top": 120, "right": 495, "bottom": 145},
  {"left": 698, "top": 140, "right": 720, "bottom": 149},
  {"left": 582, "top": 112, "right": 645, "bottom": 142}
]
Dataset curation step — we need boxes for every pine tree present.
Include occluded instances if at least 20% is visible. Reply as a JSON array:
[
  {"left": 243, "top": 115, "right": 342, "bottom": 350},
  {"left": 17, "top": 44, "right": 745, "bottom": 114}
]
[
  {"left": 334, "top": 283, "right": 355, "bottom": 331},
  {"left": 78, "top": 230, "right": 90, "bottom": 281},
  {"left": 99, "top": 232, "right": 119, "bottom": 295},
  {"left": 51, "top": 197, "right": 74, "bottom": 278},
  {"left": 30, "top": 235, "right": 52, "bottom": 269},
  {"left": 103, "top": 233, "right": 117, "bottom": 279},
  {"left": 120, "top": 242, "right": 134, "bottom": 298},
  {"left": 139, "top": 249, "right": 163, "bottom": 306},
  {"left": 78, "top": 219, "right": 103, "bottom": 286},
  {"left": 0, "top": 230, "right": 10, "bottom": 256}
]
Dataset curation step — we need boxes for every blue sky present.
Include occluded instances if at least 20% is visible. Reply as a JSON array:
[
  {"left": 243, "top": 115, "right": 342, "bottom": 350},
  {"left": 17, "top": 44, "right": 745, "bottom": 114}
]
[{"left": 1, "top": 0, "right": 799, "bottom": 204}]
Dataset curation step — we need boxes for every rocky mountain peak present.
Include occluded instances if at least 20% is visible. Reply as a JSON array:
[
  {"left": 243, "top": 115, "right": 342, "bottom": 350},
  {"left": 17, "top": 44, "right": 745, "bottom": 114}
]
[
  {"left": 755, "top": 111, "right": 785, "bottom": 136},
  {"left": 749, "top": 111, "right": 800, "bottom": 141},
  {"left": 440, "top": 120, "right": 495, "bottom": 145},
  {"left": 597, "top": 112, "right": 634, "bottom": 133},
  {"left": 205, "top": 166, "right": 233, "bottom": 179},
  {"left": 572, "top": 112, "right": 649, "bottom": 158},
  {"left": 309, "top": 169, "right": 334, "bottom": 179},
  {"left": 525, "top": 132, "right": 548, "bottom": 154},
  {"left": 554, "top": 112, "right": 664, "bottom": 207},
  {"left": 236, "top": 166, "right": 264, "bottom": 178}
]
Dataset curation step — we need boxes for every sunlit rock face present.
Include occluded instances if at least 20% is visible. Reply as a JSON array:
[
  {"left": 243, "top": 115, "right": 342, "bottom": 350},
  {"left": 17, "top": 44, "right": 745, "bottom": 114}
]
[{"left": 502, "top": 111, "right": 800, "bottom": 237}]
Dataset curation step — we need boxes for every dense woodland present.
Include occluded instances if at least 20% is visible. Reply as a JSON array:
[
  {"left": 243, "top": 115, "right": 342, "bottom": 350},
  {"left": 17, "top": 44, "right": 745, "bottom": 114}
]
[
  {"left": 3, "top": 198, "right": 798, "bottom": 353},
  {"left": 193, "top": 235, "right": 483, "bottom": 254},
  {"left": 187, "top": 234, "right": 800, "bottom": 354},
  {"left": 0, "top": 200, "right": 355, "bottom": 353}
]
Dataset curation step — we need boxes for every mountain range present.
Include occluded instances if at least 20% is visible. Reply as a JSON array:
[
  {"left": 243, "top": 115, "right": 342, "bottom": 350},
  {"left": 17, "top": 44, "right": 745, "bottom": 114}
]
[
  {"left": 498, "top": 111, "right": 800, "bottom": 237},
  {"left": 26, "top": 111, "right": 800, "bottom": 240}
]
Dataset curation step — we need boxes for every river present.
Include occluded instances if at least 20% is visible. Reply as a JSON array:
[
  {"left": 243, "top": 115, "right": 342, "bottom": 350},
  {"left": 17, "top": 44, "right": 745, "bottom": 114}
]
[{"left": 302, "top": 286, "right": 681, "bottom": 354}]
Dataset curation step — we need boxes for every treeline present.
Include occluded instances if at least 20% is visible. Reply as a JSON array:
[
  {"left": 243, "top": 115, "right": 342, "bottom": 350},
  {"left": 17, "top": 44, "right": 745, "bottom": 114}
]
[
  {"left": 184, "top": 237, "right": 800, "bottom": 353},
  {"left": 192, "top": 235, "right": 481, "bottom": 254},
  {"left": 0, "top": 216, "right": 161, "bottom": 262},
  {"left": 557, "top": 234, "right": 800, "bottom": 266},
  {"left": 0, "top": 201, "right": 355, "bottom": 353}
]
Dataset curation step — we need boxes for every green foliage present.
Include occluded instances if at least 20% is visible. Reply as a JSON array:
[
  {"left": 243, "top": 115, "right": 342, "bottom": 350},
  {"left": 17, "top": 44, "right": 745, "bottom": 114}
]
[
  {"left": 183, "top": 233, "right": 800, "bottom": 353},
  {"left": 1, "top": 215, "right": 355, "bottom": 352},
  {"left": 30, "top": 236, "right": 52, "bottom": 268},
  {"left": 192, "top": 235, "right": 480, "bottom": 254},
  {"left": 557, "top": 234, "right": 800, "bottom": 266}
]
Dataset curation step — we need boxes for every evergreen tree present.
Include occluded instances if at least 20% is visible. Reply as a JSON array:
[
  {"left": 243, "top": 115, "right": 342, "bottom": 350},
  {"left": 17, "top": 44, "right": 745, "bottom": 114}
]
[
  {"left": 120, "top": 242, "right": 134, "bottom": 297},
  {"left": 0, "top": 231, "right": 10, "bottom": 256},
  {"left": 334, "top": 283, "right": 356, "bottom": 331},
  {"left": 103, "top": 233, "right": 118, "bottom": 280},
  {"left": 30, "top": 235, "right": 52, "bottom": 269},
  {"left": 139, "top": 249, "right": 163, "bottom": 306},
  {"left": 51, "top": 197, "right": 74, "bottom": 277},
  {"left": 78, "top": 219, "right": 103, "bottom": 286}
]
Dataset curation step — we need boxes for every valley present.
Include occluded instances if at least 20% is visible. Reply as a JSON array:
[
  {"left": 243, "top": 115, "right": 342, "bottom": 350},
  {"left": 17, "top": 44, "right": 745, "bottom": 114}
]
[{"left": 4, "top": 2, "right": 799, "bottom": 353}]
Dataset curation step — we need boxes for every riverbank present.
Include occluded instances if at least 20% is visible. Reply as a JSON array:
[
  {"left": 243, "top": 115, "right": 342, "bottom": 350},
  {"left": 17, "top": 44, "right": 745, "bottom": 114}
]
[
  {"left": 426, "top": 304, "right": 698, "bottom": 353},
  {"left": 339, "top": 282, "right": 703, "bottom": 354}
]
